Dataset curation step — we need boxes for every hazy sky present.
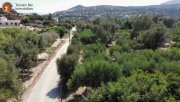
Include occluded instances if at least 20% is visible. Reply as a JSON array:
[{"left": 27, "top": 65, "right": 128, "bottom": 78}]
[{"left": 0, "top": 0, "right": 170, "bottom": 14}]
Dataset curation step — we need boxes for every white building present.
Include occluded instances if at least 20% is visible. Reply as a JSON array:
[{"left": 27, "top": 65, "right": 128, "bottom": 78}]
[{"left": 0, "top": 16, "right": 21, "bottom": 26}]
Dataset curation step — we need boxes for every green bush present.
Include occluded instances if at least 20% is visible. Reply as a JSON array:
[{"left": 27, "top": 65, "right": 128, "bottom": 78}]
[
  {"left": 0, "top": 58, "right": 22, "bottom": 102},
  {"left": 132, "top": 16, "right": 153, "bottom": 31},
  {"left": 67, "top": 60, "right": 121, "bottom": 90},
  {"left": 40, "top": 32, "right": 59, "bottom": 47},
  {"left": 43, "top": 20, "right": 53, "bottom": 26},
  {"left": 57, "top": 26, "right": 67, "bottom": 38},
  {"left": 67, "top": 44, "right": 79, "bottom": 55},
  {"left": 159, "top": 61, "right": 180, "bottom": 74},
  {"left": 80, "top": 29, "right": 95, "bottom": 44},
  {"left": 91, "top": 20, "right": 118, "bottom": 44},
  {"left": 56, "top": 54, "right": 78, "bottom": 91},
  {"left": 114, "top": 49, "right": 180, "bottom": 76},
  {"left": 17, "top": 48, "right": 38, "bottom": 71},
  {"left": 84, "top": 43, "right": 105, "bottom": 53},
  {"left": 167, "top": 27, "right": 180, "bottom": 42},
  {"left": 131, "top": 16, "right": 153, "bottom": 39},
  {"left": 117, "top": 52, "right": 156, "bottom": 76},
  {"left": 85, "top": 70, "right": 172, "bottom": 102},
  {"left": 0, "top": 28, "right": 57, "bottom": 101},
  {"left": 172, "top": 42, "right": 180, "bottom": 48},
  {"left": 71, "top": 33, "right": 80, "bottom": 42},
  {"left": 47, "top": 26, "right": 68, "bottom": 38},
  {"left": 160, "top": 48, "right": 180, "bottom": 61},
  {"left": 4, "top": 33, "right": 41, "bottom": 70},
  {"left": 140, "top": 24, "right": 166, "bottom": 50},
  {"left": 163, "top": 18, "right": 175, "bottom": 28},
  {"left": 83, "top": 43, "right": 106, "bottom": 61},
  {"left": 109, "top": 43, "right": 131, "bottom": 56},
  {"left": 166, "top": 73, "right": 180, "bottom": 100}
]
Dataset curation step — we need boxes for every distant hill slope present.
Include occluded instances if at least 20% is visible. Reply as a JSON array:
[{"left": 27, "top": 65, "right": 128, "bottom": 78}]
[
  {"left": 68, "top": 5, "right": 85, "bottom": 11},
  {"left": 161, "top": 0, "right": 180, "bottom": 5},
  {"left": 53, "top": 4, "right": 180, "bottom": 18}
]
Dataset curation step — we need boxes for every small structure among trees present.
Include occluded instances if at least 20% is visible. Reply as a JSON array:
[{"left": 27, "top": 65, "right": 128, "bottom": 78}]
[{"left": 0, "top": 16, "right": 20, "bottom": 26}]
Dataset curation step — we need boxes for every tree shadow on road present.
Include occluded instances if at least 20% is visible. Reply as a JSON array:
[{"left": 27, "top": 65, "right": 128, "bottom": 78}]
[{"left": 46, "top": 86, "right": 60, "bottom": 99}]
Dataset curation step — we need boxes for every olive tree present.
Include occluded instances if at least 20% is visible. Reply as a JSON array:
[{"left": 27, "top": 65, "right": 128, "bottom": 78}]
[{"left": 140, "top": 24, "right": 166, "bottom": 50}]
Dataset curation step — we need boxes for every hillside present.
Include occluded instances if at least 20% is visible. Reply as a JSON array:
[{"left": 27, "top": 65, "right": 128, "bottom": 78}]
[
  {"left": 161, "top": 0, "right": 180, "bottom": 5},
  {"left": 53, "top": 4, "right": 180, "bottom": 18}
]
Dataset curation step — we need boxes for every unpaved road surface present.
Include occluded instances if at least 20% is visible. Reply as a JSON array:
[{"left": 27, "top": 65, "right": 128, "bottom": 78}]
[{"left": 25, "top": 27, "right": 76, "bottom": 102}]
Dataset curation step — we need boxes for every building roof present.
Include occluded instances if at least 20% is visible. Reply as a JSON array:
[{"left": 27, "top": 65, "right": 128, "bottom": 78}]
[{"left": 0, "top": 16, "right": 8, "bottom": 21}]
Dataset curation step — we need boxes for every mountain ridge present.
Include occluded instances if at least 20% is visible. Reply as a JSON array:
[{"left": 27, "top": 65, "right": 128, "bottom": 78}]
[
  {"left": 53, "top": 4, "right": 180, "bottom": 18},
  {"left": 67, "top": 5, "right": 85, "bottom": 11},
  {"left": 161, "top": 0, "right": 180, "bottom": 5}
]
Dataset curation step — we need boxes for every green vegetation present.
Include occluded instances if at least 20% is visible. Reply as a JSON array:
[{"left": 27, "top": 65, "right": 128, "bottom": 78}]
[
  {"left": 80, "top": 28, "right": 94, "bottom": 44},
  {"left": 67, "top": 60, "right": 121, "bottom": 90},
  {"left": 3, "top": 30, "right": 47, "bottom": 71},
  {"left": 57, "top": 54, "right": 78, "bottom": 91},
  {"left": 0, "top": 27, "right": 61, "bottom": 101},
  {"left": 83, "top": 43, "right": 106, "bottom": 61},
  {"left": 57, "top": 16, "right": 180, "bottom": 101},
  {"left": 0, "top": 58, "right": 22, "bottom": 102},
  {"left": 131, "top": 16, "right": 153, "bottom": 39},
  {"left": 140, "top": 24, "right": 166, "bottom": 50},
  {"left": 46, "top": 26, "right": 68, "bottom": 38},
  {"left": 86, "top": 71, "right": 178, "bottom": 102},
  {"left": 92, "top": 20, "right": 118, "bottom": 44},
  {"left": 0, "top": 13, "right": 74, "bottom": 101},
  {"left": 57, "top": 35, "right": 80, "bottom": 92},
  {"left": 21, "top": 13, "right": 55, "bottom": 27},
  {"left": 163, "top": 18, "right": 175, "bottom": 28}
]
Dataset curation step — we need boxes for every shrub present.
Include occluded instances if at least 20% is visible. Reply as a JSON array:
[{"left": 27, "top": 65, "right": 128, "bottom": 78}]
[
  {"left": 172, "top": 42, "right": 180, "bottom": 48},
  {"left": 84, "top": 43, "right": 105, "bottom": 54},
  {"left": 67, "top": 60, "right": 121, "bottom": 90},
  {"left": 0, "top": 58, "right": 22, "bottom": 102},
  {"left": 110, "top": 45, "right": 131, "bottom": 55},
  {"left": 83, "top": 43, "right": 106, "bottom": 61},
  {"left": 85, "top": 70, "right": 170, "bottom": 102},
  {"left": 160, "top": 48, "right": 180, "bottom": 61},
  {"left": 80, "top": 29, "right": 95, "bottom": 44},
  {"left": 132, "top": 16, "right": 153, "bottom": 31},
  {"left": 91, "top": 21, "right": 118, "bottom": 44},
  {"left": 159, "top": 61, "right": 180, "bottom": 74},
  {"left": 115, "top": 49, "right": 180, "bottom": 75},
  {"left": 40, "top": 32, "right": 59, "bottom": 46},
  {"left": 131, "top": 16, "right": 153, "bottom": 39},
  {"left": 4, "top": 32, "right": 41, "bottom": 71},
  {"left": 140, "top": 24, "right": 166, "bottom": 50},
  {"left": 57, "top": 26, "right": 67, "bottom": 38},
  {"left": 163, "top": 18, "right": 175, "bottom": 28},
  {"left": 67, "top": 44, "right": 79, "bottom": 55},
  {"left": 167, "top": 27, "right": 180, "bottom": 42},
  {"left": 17, "top": 48, "right": 38, "bottom": 71},
  {"left": 166, "top": 73, "right": 180, "bottom": 100},
  {"left": 56, "top": 54, "right": 78, "bottom": 91},
  {"left": 118, "top": 52, "right": 156, "bottom": 76}
]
